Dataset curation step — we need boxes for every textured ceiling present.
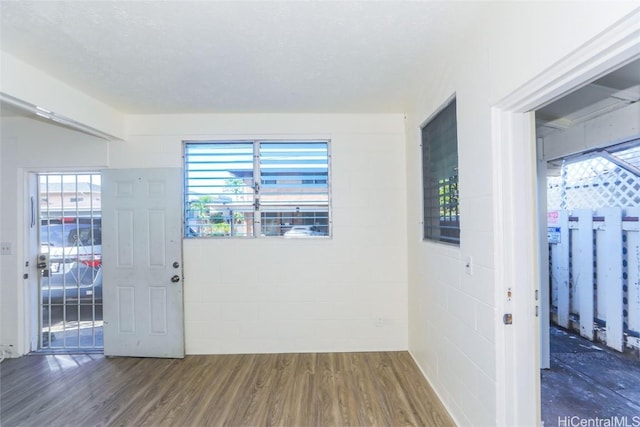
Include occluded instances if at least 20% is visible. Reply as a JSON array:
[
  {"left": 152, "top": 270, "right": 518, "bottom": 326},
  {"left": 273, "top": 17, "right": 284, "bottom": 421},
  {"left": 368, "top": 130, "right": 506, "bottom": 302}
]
[{"left": 0, "top": 1, "right": 488, "bottom": 114}]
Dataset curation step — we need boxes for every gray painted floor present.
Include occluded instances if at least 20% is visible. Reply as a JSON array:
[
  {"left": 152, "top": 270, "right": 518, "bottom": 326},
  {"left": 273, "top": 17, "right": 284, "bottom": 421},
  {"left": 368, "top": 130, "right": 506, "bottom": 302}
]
[{"left": 541, "top": 326, "right": 640, "bottom": 427}]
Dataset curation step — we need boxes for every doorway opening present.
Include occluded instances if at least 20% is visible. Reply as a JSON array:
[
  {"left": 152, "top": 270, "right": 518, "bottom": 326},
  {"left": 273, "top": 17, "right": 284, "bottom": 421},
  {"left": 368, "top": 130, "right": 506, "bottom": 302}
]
[
  {"left": 489, "top": 9, "right": 639, "bottom": 426},
  {"left": 536, "top": 59, "right": 640, "bottom": 424},
  {"left": 37, "top": 172, "right": 103, "bottom": 352}
]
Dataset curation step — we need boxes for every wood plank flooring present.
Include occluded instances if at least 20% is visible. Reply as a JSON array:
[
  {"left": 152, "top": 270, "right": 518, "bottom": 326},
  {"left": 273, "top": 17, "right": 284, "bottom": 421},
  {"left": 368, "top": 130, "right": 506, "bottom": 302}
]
[{"left": 0, "top": 351, "right": 454, "bottom": 427}]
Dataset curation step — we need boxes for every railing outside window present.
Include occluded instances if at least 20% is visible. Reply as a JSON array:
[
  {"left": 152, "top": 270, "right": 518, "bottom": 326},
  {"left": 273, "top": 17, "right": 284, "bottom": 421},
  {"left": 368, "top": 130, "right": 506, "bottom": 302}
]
[{"left": 184, "top": 140, "right": 331, "bottom": 238}]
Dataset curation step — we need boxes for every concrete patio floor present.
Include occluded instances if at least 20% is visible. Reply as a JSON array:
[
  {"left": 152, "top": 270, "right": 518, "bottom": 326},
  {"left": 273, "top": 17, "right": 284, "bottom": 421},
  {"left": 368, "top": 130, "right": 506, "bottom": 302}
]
[{"left": 541, "top": 326, "right": 640, "bottom": 427}]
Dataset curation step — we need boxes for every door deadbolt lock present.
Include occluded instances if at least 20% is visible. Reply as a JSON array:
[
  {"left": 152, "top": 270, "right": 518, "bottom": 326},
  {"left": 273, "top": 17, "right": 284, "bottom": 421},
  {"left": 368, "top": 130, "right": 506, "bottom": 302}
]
[
  {"left": 173, "top": 261, "right": 180, "bottom": 268},
  {"left": 171, "top": 275, "right": 180, "bottom": 283},
  {"left": 37, "top": 254, "right": 49, "bottom": 270}
]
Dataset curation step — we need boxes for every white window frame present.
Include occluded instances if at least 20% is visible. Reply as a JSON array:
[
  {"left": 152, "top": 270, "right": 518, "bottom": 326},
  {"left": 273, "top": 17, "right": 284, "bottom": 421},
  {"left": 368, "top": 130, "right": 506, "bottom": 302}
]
[{"left": 184, "top": 140, "right": 332, "bottom": 238}]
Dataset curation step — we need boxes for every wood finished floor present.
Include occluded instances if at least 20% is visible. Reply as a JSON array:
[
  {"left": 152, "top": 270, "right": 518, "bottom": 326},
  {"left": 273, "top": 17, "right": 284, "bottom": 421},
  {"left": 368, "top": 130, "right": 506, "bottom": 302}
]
[{"left": 0, "top": 351, "right": 453, "bottom": 427}]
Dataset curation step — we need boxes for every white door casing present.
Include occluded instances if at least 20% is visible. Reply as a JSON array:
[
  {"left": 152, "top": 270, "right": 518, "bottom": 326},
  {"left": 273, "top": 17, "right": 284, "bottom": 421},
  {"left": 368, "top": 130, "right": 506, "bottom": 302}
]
[
  {"left": 102, "top": 168, "right": 184, "bottom": 358},
  {"left": 492, "top": 9, "right": 640, "bottom": 426},
  {"left": 26, "top": 172, "right": 39, "bottom": 352}
]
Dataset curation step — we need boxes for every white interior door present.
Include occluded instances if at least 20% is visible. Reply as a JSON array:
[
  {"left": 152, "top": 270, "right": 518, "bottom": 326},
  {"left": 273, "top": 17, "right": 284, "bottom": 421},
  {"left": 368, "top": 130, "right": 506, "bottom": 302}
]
[{"left": 102, "top": 168, "right": 184, "bottom": 358}]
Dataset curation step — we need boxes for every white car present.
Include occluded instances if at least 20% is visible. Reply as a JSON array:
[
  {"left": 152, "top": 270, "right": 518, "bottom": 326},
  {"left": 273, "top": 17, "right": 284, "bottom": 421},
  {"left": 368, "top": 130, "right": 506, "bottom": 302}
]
[
  {"left": 283, "top": 225, "right": 325, "bottom": 238},
  {"left": 40, "top": 218, "right": 102, "bottom": 304}
]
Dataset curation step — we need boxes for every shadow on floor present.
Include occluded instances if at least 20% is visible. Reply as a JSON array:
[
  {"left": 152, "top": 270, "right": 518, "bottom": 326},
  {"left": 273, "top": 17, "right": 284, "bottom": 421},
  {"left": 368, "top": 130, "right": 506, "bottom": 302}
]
[{"left": 541, "top": 326, "right": 640, "bottom": 427}]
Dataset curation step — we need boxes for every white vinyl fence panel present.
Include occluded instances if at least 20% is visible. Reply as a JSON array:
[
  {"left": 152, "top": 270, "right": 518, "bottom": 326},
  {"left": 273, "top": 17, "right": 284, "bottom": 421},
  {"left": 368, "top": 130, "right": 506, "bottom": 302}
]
[{"left": 549, "top": 207, "right": 640, "bottom": 352}]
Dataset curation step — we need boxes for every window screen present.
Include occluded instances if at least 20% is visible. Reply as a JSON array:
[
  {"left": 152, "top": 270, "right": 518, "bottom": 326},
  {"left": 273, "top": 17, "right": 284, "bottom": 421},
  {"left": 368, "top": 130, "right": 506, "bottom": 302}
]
[
  {"left": 185, "top": 140, "right": 330, "bottom": 238},
  {"left": 421, "top": 98, "right": 460, "bottom": 244}
]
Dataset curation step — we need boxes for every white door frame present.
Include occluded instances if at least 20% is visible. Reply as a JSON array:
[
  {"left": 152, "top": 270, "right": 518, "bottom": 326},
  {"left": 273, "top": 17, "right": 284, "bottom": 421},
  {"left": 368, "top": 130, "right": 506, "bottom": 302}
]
[
  {"left": 537, "top": 140, "right": 551, "bottom": 371},
  {"left": 492, "top": 8, "right": 640, "bottom": 426},
  {"left": 24, "top": 169, "right": 105, "bottom": 352},
  {"left": 24, "top": 172, "right": 39, "bottom": 352}
]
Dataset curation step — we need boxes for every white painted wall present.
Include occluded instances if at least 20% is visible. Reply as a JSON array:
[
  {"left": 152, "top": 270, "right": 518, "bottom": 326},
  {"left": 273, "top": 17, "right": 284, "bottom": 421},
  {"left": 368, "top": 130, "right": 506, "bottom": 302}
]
[
  {"left": 405, "top": 3, "right": 639, "bottom": 426},
  {"left": 1, "top": 112, "right": 408, "bottom": 357},
  {"left": 118, "top": 113, "right": 409, "bottom": 354},
  {"left": 1, "top": 113, "right": 408, "bottom": 356},
  {"left": 1, "top": 2, "right": 637, "bottom": 426},
  {"left": 0, "top": 52, "right": 125, "bottom": 140},
  {"left": 0, "top": 117, "right": 108, "bottom": 356},
  {"left": 0, "top": 117, "right": 3, "bottom": 360}
]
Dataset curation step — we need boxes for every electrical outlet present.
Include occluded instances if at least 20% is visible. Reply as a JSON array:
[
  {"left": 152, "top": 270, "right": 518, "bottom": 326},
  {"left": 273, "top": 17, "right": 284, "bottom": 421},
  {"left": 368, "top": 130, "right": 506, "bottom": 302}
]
[{"left": 1, "top": 242, "right": 12, "bottom": 255}]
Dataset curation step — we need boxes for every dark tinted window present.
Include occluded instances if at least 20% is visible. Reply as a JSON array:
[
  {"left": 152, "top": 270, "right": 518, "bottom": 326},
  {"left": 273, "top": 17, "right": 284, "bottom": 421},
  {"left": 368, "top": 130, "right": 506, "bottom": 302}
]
[
  {"left": 41, "top": 220, "right": 102, "bottom": 246},
  {"left": 421, "top": 98, "right": 460, "bottom": 245}
]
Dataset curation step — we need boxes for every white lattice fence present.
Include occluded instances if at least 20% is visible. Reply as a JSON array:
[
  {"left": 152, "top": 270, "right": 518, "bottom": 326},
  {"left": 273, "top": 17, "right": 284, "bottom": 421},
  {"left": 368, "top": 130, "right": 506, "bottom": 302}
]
[
  {"left": 548, "top": 156, "right": 640, "bottom": 210},
  {"left": 549, "top": 207, "right": 640, "bottom": 352}
]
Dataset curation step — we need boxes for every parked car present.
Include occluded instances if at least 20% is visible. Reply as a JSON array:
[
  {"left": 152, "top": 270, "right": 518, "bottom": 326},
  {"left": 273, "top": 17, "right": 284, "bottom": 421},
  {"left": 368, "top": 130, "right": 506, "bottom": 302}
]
[
  {"left": 41, "top": 264, "right": 102, "bottom": 305},
  {"left": 40, "top": 217, "right": 102, "bottom": 304},
  {"left": 283, "top": 225, "right": 325, "bottom": 238}
]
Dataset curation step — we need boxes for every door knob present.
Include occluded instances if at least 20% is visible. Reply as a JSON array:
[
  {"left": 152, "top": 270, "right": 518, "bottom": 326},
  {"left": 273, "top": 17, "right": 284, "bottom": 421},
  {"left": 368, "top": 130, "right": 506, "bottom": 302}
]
[{"left": 171, "top": 275, "right": 180, "bottom": 283}]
